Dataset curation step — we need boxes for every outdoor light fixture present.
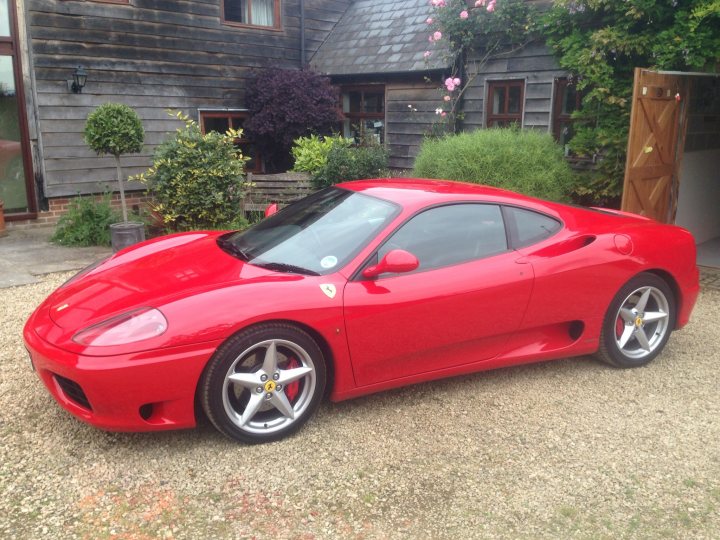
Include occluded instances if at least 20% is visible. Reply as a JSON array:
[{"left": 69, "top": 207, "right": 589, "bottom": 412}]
[{"left": 70, "top": 66, "right": 87, "bottom": 94}]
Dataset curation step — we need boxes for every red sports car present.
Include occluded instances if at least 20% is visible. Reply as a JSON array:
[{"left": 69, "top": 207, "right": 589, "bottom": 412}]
[{"left": 24, "top": 179, "right": 699, "bottom": 443}]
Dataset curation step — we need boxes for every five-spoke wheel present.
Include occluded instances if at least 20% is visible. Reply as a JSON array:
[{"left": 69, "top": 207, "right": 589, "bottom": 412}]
[
  {"left": 597, "top": 273, "right": 676, "bottom": 367},
  {"left": 200, "top": 324, "right": 326, "bottom": 443}
]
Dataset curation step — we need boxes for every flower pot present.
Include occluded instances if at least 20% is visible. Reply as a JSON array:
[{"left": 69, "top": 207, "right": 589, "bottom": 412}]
[
  {"left": 110, "top": 221, "right": 145, "bottom": 253},
  {"left": 0, "top": 199, "right": 6, "bottom": 238}
]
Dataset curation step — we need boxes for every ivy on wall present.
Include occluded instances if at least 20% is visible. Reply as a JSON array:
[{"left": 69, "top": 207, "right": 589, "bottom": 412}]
[{"left": 542, "top": 0, "right": 720, "bottom": 204}]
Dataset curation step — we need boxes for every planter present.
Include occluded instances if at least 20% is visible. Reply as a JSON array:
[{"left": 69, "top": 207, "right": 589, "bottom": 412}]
[
  {"left": 110, "top": 221, "right": 145, "bottom": 253},
  {"left": 0, "top": 199, "right": 5, "bottom": 238}
]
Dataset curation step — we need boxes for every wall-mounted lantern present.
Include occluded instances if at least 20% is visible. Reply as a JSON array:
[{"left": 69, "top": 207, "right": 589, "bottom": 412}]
[{"left": 69, "top": 66, "right": 88, "bottom": 94}]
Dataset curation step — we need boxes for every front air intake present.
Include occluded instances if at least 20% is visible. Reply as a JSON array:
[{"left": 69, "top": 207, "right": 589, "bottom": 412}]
[{"left": 54, "top": 374, "right": 93, "bottom": 411}]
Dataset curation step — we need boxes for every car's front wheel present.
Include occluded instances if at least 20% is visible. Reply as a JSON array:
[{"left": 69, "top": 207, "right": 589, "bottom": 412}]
[
  {"left": 596, "top": 272, "right": 676, "bottom": 368},
  {"left": 200, "top": 323, "right": 326, "bottom": 443}
]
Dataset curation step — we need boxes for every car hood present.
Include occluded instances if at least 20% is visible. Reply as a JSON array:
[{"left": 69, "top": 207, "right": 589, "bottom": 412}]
[{"left": 47, "top": 231, "right": 273, "bottom": 330}]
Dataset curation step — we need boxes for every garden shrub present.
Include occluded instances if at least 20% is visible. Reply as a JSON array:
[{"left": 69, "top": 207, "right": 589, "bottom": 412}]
[
  {"left": 133, "top": 111, "right": 248, "bottom": 231},
  {"left": 413, "top": 128, "right": 574, "bottom": 201},
  {"left": 244, "top": 69, "right": 342, "bottom": 172},
  {"left": 312, "top": 142, "right": 389, "bottom": 189},
  {"left": 51, "top": 195, "right": 122, "bottom": 247},
  {"left": 291, "top": 135, "right": 352, "bottom": 176}
]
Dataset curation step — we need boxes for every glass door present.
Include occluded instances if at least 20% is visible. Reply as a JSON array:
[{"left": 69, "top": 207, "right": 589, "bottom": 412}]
[{"left": 1, "top": 0, "right": 35, "bottom": 216}]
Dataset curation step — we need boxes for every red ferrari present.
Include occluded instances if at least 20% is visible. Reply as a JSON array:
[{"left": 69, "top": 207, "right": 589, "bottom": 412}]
[{"left": 24, "top": 179, "right": 699, "bottom": 443}]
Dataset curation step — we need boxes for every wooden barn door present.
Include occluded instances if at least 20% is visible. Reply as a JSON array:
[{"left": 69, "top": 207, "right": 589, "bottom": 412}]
[{"left": 621, "top": 68, "right": 688, "bottom": 223}]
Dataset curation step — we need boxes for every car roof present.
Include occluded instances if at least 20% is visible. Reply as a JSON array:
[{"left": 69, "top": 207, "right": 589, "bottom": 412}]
[{"left": 336, "top": 178, "right": 553, "bottom": 213}]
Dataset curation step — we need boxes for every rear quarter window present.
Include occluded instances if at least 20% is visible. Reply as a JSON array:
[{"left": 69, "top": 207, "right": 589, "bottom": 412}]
[{"left": 504, "top": 206, "right": 562, "bottom": 248}]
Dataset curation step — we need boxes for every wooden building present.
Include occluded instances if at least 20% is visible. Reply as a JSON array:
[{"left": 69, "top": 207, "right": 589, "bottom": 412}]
[{"left": 4, "top": 0, "right": 574, "bottom": 225}]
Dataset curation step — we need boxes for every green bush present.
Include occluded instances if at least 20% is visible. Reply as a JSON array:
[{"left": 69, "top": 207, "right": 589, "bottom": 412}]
[
  {"left": 312, "top": 142, "right": 389, "bottom": 189},
  {"left": 51, "top": 195, "right": 122, "bottom": 247},
  {"left": 134, "top": 111, "right": 248, "bottom": 231},
  {"left": 413, "top": 128, "right": 574, "bottom": 201},
  {"left": 291, "top": 134, "right": 352, "bottom": 176},
  {"left": 84, "top": 103, "right": 144, "bottom": 221}
]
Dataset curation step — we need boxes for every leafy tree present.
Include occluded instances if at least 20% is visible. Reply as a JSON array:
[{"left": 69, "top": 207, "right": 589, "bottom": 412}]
[
  {"left": 542, "top": 0, "right": 720, "bottom": 203},
  {"left": 84, "top": 103, "right": 144, "bottom": 221},
  {"left": 244, "top": 69, "right": 343, "bottom": 172}
]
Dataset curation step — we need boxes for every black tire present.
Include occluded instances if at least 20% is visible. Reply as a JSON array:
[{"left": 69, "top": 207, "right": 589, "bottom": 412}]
[
  {"left": 596, "top": 272, "right": 676, "bottom": 368},
  {"left": 200, "top": 323, "right": 326, "bottom": 444}
]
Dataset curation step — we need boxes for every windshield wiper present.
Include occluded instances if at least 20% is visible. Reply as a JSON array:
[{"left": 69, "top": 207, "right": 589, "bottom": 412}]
[
  {"left": 217, "top": 236, "right": 250, "bottom": 261},
  {"left": 254, "top": 262, "right": 320, "bottom": 276}
]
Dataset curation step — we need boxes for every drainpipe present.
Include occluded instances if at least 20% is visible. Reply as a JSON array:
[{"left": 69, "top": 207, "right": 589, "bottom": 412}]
[{"left": 300, "top": 0, "right": 306, "bottom": 67}]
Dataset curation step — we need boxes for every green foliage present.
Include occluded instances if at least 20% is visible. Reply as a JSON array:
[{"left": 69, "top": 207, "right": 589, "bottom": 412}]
[
  {"left": 427, "top": 0, "right": 537, "bottom": 130},
  {"left": 84, "top": 103, "right": 144, "bottom": 157},
  {"left": 291, "top": 135, "right": 353, "bottom": 176},
  {"left": 312, "top": 142, "right": 389, "bottom": 189},
  {"left": 413, "top": 128, "right": 574, "bottom": 202},
  {"left": 51, "top": 195, "right": 122, "bottom": 247},
  {"left": 134, "top": 111, "right": 248, "bottom": 231},
  {"left": 541, "top": 0, "right": 720, "bottom": 203}
]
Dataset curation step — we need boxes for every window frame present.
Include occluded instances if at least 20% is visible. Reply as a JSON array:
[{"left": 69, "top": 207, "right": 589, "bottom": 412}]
[
  {"left": 355, "top": 202, "right": 510, "bottom": 279},
  {"left": 501, "top": 204, "right": 563, "bottom": 249},
  {"left": 199, "top": 109, "right": 263, "bottom": 174},
  {"left": 552, "top": 77, "right": 582, "bottom": 148},
  {"left": 0, "top": 0, "right": 37, "bottom": 220},
  {"left": 339, "top": 84, "right": 386, "bottom": 145},
  {"left": 486, "top": 79, "right": 525, "bottom": 128},
  {"left": 221, "top": 0, "right": 282, "bottom": 31}
]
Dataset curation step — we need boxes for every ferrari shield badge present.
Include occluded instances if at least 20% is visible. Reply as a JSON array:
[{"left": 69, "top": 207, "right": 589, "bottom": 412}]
[{"left": 320, "top": 284, "right": 336, "bottom": 299}]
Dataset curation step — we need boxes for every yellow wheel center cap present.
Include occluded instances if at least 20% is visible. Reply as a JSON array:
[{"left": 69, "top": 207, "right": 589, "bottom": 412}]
[
  {"left": 635, "top": 316, "right": 643, "bottom": 327},
  {"left": 264, "top": 380, "right": 277, "bottom": 393}
]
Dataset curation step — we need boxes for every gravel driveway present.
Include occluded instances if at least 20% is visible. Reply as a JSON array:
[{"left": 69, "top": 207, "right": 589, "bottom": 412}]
[{"left": 2, "top": 272, "right": 719, "bottom": 539}]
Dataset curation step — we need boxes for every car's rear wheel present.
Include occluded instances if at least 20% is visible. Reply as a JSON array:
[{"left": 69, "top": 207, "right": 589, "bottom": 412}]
[
  {"left": 596, "top": 272, "right": 676, "bottom": 368},
  {"left": 200, "top": 323, "right": 326, "bottom": 443}
]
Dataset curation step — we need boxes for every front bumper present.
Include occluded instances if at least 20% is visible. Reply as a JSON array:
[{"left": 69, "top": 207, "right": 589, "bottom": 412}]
[{"left": 23, "top": 313, "right": 220, "bottom": 432}]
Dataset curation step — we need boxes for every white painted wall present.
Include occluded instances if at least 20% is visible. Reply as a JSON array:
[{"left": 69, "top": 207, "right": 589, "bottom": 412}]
[{"left": 675, "top": 149, "right": 720, "bottom": 244}]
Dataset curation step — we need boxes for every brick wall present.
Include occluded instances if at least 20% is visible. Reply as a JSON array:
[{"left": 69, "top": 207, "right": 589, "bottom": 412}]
[{"left": 6, "top": 192, "right": 153, "bottom": 230}]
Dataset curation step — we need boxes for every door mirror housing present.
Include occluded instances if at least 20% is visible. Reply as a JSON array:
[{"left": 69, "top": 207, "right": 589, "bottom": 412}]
[
  {"left": 362, "top": 249, "right": 419, "bottom": 279},
  {"left": 264, "top": 203, "right": 279, "bottom": 217}
]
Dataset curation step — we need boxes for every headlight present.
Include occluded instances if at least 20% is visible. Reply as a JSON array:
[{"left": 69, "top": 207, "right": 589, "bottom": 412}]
[{"left": 72, "top": 308, "right": 168, "bottom": 347}]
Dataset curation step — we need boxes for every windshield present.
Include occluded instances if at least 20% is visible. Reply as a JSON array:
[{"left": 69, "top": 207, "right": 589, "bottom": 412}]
[{"left": 219, "top": 187, "right": 399, "bottom": 275}]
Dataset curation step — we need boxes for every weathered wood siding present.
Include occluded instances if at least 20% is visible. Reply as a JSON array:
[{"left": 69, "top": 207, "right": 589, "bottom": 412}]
[
  {"left": 26, "top": 0, "right": 350, "bottom": 197},
  {"left": 463, "top": 41, "right": 565, "bottom": 132},
  {"left": 385, "top": 79, "right": 441, "bottom": 170}
]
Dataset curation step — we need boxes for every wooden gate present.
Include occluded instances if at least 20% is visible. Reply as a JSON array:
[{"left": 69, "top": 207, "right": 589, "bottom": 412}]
[{"left": 621, "top": 68, "right": 689, "bottom": 223}]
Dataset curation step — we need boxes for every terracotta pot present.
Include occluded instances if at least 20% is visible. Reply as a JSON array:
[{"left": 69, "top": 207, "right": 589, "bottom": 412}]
[{"left": 0, "top": 199, "right": 6, "bottom": 237}]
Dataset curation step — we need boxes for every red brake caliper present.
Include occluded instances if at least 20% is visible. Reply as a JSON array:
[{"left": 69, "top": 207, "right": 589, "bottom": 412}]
[
  {"left": 615, "top": 316, "right": 625, "bottom": 338},
  {"left": 284, "top": 357, "right": 300, "bottom": 402}
]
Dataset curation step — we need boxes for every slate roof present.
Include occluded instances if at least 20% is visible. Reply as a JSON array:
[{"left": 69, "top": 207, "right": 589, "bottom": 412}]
[{"left": 310, "top": 0, "right": 450, "bottom": 76}]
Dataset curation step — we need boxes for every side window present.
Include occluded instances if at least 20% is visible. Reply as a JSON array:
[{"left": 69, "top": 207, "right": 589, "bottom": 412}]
[
  {"left": 505, "top": 206, "right": 561, "bottom": 248},
  {"left": 377, "top": 204, "right": 507, "bottom": 272}
]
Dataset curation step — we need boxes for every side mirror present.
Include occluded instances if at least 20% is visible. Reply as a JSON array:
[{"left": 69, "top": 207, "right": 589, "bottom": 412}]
[
  {"left": 264, "top": 203, "right": 279, "bottom": 217},
  {"left": 362, "top": 249, "right": 419, "bottom": 279}
]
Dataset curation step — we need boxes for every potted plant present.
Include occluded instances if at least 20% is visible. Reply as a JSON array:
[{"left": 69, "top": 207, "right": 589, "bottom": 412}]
[{"left": 84, "top": 103, "right": 145, "bottom": 251}]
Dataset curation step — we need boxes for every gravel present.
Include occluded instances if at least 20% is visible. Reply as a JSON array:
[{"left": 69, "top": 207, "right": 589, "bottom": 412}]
[{"left": 1, "top": 272, "right": 719, "bottom": 539}]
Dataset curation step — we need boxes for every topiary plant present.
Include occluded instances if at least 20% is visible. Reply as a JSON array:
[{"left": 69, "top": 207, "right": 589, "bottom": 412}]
[
  {"left": 413, "top": 127, "right": 575, "bottom": 202},
  {"left": 84, "top": 103, "right": 144, "bottom": 222},
  {"left": 133, "top": 111, "right": 248, "bottom": 231}
]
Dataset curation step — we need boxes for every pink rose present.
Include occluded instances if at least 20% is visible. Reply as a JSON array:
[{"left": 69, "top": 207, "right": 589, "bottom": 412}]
[
  {"left": 487, "top": 0, "right": 496, "bottom": 12},
  {"left": 426, "top": 17, "right": 433, "bottom": 24},
  {"left": 453, "top": 77, "right": 461, "bottom": 86},
  {"left": 424, "top": 51, "right": 431, "bottom": 58},
  {"left": 475, "top": 0, "right": 486, "bottom": 6},
  {"left": 443, "top": 95, "right": 451, "bottom": 102},
  {"left": 460, "top": 10, "right": 468, "bottom": 19},
  {"left": 441, "top": 112, "right": 447, "bottom": 117}
]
